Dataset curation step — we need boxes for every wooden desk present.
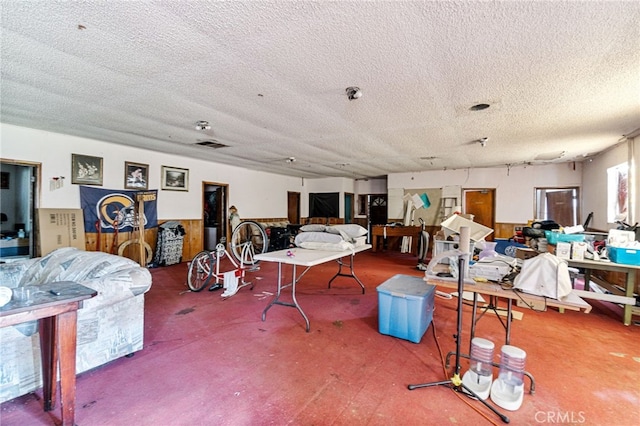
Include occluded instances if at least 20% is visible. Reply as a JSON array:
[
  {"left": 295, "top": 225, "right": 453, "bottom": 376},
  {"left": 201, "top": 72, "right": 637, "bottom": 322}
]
[
  {"left": 0, "top": 237, "right": 30, "bottom": 257},
  {"left": 426, "top": 275, "right": 591, "bottom": 345},
  {"left": 567, "top": 258, "right": 640, "bottom": 325},
  {"left": 0, "top": 281, "right": 97, "bottom": 426},
  {"left": 371, "top": 225, "right": 421, "bottom": 255}
]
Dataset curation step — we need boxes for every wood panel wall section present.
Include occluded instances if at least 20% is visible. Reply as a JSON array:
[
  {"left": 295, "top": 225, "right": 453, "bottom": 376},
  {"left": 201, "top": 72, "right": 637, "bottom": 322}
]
[
  {"left": 494, "top": 223, "right": 528, "bottom": 239},
  {"left": 247, "top": 217, "right": 289, "bottom": 225},
  {"left": 301, "top": 217, "right": 345, "bottom": 225},
  {"left": 84, "top": 219, "right": 202, "bottom": 264},
  {"left": 353, "top": 218, "right": 367, "bottom": 228}
]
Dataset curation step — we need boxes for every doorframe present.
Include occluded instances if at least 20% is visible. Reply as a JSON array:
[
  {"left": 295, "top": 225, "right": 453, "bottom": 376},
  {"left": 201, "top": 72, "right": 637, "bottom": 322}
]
[
  {"left": 1, "top": 158, "right": 41, "bottom": 258},
  {"left": 534, "top": 186, "right": 580, "bottom": 226},
  {"left": 287, "top": 191, "right": 300, "bottom": 224},
  {"left": 201, "top": 181, "right": 229, "bottom": 250},
  {"left": 462, "top": 188, "right": 496, "bottom": 236},
  {"left": 344, "top": 192, "right": 354, "bottom": 223}
]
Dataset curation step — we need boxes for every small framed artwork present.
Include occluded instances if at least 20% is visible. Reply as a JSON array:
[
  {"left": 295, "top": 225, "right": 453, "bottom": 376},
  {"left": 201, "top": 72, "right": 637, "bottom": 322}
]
[
  {"left": 0, "top": 172, "right": 9, "bottom": 189},
  {"left": 71, "top": 154, "right": 103, "bottom": 185},
  {"left": 161, "top": 166, "right": 189, "bottom": 191},
  {"left": 124, "top": 161, "right": 149, "bottom": 190}
]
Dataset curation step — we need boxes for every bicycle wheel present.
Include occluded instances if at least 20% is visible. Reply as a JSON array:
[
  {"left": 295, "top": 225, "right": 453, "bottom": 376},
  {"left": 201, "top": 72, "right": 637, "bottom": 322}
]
[
  {"left": 230, "top": 221, "right": 268, "bottom": 264},
  {"left": 187, "top": 250, "right": 213, "bottom": 291}
]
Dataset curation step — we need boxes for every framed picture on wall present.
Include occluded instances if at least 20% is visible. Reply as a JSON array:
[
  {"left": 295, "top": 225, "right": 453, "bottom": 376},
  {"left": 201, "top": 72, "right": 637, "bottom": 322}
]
[
  {"left": 161, "top": 166, "right": 189, "bottom": 191},
  {"left": 71, "top": 154, "right": 103, "bottom": 185},
  {"left": 124, "top": 161, "right": 149, "bottom": 190}
]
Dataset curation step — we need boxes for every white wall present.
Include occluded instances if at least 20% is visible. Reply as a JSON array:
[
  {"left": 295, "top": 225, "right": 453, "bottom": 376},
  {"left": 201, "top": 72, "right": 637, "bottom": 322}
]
[
  {"left": 1, "top": 124, "right": 302, "bottom": 220},
  {"left": 387, "top": 163, "right": 583, "bottom": 224},
  {"left": 582, "top": 138, "right": 637, "bottom": 231},
  {"left": 5, "top": 123, "right": 612, "bottom": 227},
  {"left": 355, "top": 178, "right": 387, "bottom": 195}
]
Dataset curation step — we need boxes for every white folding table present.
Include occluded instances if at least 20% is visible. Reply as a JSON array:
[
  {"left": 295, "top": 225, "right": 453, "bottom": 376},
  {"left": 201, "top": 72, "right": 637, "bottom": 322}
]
[{"left": 255, "top": 244, "right": 371, "bottom": 332}]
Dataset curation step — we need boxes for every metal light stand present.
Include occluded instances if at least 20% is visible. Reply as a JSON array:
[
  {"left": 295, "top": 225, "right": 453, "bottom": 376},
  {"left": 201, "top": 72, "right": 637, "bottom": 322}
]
[{"left": 408, "top": 255, "right": 510, "bottom": 424}]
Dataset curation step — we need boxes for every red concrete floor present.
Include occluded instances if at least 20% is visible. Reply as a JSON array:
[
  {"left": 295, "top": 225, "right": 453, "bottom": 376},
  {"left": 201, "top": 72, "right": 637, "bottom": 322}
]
[{"left": 1, "top": 251, "right": 639, "bottom": 425}]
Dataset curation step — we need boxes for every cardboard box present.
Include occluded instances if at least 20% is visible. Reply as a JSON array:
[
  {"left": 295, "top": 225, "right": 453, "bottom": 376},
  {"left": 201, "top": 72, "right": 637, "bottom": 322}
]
[
  {"left": 556, "top": 242, "right": 571, "bottom": 260},
  {"left": 515, "top": 247, "right": 538, "bottom": 260},
  {"left": 571, "top": 242, "right": 588, "bottom": 261},
  {"left": 37, "top": 209, "right": 85, "bottom": 256}
]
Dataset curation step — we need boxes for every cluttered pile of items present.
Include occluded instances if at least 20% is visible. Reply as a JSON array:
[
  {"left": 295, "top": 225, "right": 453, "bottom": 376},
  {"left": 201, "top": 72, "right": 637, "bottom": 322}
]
[{"left": 426, "top": 213, "right": 640, "bottom": 301}]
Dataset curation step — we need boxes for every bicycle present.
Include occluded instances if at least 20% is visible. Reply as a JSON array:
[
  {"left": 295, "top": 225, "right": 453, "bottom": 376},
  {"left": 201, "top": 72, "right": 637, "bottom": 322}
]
[
  {"left": 187, "top": 220, "right": 268, "bottom": 296},
  {"left": 229, "top": 220, "right": 269, "bottom": 264}
]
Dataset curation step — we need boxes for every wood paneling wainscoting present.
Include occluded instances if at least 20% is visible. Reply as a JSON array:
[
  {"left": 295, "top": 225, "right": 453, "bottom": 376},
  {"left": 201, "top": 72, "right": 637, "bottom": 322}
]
[
  {"left": 301, "top": 217, "right": 345, "bottom": 225},
  {"left": 494, "top": 222, "right": 528, "bottom": 239},
  {"left": 84, "top": 219, "right": 203, "bottom": 264},
  {"left": 84, "top": 219, "right": 528, "bottom": 265},
  {"left": 353, "top": 218, "right": 368, "bottom": 228}
]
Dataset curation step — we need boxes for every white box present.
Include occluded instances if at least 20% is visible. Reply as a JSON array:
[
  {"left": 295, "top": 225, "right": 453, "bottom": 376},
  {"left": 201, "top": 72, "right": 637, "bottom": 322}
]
[
  {"left": 440, "top": 214, "right": 493, "bottom": 242},
  {"left": 556, "top": 242, "right": 571, "bottom": 259},
  {"left": 469, "top": 263, "right": 511, "bottom": 281},
  {"left": 571, "top": 242, "right": 587, "bottom": 260}
]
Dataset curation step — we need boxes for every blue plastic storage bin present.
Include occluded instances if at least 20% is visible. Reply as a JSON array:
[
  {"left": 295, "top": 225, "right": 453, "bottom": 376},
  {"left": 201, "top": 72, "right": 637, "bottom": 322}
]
[
  {"left": 544, "top": 230, "right": 585, "bottom": 245},
  {"left": 608, "top": 246, "right": 640, "bottom": 266},
  {"left": 377, "top": 274, "right": 435, "bottom": 343}
]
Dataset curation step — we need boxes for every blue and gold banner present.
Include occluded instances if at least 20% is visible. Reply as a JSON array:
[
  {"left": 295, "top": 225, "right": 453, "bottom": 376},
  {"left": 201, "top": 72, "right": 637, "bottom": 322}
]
[{"left": 80, "top": 186, "right": 158, "bottom": 233}]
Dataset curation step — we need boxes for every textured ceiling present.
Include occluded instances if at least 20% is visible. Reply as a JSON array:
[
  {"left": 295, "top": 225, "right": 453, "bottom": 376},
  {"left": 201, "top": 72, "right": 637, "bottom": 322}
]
[{"left": 1, "top": 1, "right": 639, "bottom": 179}]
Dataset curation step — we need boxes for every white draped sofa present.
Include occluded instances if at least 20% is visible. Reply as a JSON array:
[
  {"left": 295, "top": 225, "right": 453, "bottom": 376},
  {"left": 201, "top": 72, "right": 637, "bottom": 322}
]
[{"left": 0, "top": 247, "right": 152, "bottom": 403}]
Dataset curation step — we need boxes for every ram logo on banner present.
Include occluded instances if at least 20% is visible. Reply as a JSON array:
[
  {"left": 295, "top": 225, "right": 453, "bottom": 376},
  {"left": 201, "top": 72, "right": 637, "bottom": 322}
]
[{"left": 80, "top": 186, "right": 158, "bottom": 233}]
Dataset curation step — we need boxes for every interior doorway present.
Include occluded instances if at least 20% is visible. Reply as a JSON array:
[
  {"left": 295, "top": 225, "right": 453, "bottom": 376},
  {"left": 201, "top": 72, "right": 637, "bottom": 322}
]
[
  {"left": 287, "top": 191, "right": 300, "bottom": 224},
  {"left": 203, "top": 182, "right": 228, "bottom": 251},
  {"left": 344, "top": 193, "right": 354, "bottom": 224},
  {"left": 463, "top": 189, "right": 495, "bottom": 241},
  {"left": 369, "top": 194, "right": 388, "bottom": 225},
  {"left": 535, "top": 187, "right": 580, "bottom": 226},
  {"left": 0, "top": 159, "right": 40, "bottom": 259}
]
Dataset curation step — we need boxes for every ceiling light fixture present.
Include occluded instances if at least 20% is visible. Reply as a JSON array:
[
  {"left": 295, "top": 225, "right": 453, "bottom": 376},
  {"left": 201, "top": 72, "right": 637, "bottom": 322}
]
[
  {"left": 195, "top": 120, "right": 211, "bottom": 130},
  {"left": 478, "top": 137, "right": 488, "bottom": 147},
  {"left": 470, "top": 103, "right": 490, "bottom": 111},
  {"left": 346, "top": 87, "right": 362, "bottom": 100},
  {"left": 286, "top": 157, "right": 296, "bottom": 163}
]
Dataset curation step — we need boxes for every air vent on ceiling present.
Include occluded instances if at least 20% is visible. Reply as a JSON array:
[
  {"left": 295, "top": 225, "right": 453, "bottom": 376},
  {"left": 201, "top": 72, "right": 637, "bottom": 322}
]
[{"left": 196, "top": 140, "right": 227, "bottom": 149}]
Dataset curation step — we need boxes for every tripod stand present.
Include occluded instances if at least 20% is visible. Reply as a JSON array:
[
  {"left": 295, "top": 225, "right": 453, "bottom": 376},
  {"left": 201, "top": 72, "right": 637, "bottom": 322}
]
[{"left": 408, "top": 255, "right": 510, "bottom": 424}]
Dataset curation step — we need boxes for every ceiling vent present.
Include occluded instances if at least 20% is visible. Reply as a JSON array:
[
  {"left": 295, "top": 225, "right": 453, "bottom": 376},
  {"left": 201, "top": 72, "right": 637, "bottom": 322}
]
[{"left": 196, "top": 140, "right": 227, "bottom": 149}]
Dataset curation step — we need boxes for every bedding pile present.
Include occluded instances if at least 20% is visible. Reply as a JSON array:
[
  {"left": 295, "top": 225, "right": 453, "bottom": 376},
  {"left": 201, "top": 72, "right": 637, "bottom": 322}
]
[{"left": 294, "top": 224, "right": 368, "bottom": 251}]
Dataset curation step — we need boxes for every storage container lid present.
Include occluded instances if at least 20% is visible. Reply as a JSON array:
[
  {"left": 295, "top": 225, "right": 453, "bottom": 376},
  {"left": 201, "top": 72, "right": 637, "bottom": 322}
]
[
  {"left": 376, "top": 274, "right": 435, "bottom": 298},
  {"left": 471, "top": 337, "right": 495, "bottom": 350}
]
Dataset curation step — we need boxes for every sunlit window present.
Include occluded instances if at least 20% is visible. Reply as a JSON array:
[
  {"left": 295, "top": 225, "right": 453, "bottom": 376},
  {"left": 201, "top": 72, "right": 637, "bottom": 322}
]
[{"left": 607, "top": 163, "right": 628, "bottom": 223}]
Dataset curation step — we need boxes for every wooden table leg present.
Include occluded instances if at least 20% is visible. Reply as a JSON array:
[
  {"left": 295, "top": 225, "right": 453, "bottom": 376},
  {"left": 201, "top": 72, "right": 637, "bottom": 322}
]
[
  {"left": 584, "top": 268, "right": 592, "bottom": 291},
  {"left": 39, "top": 316, "right": 58, "bottom": 412},
  {"left": 38, "top": 310, "right": 78, "bottom": 426},
  {"left": 57, "top": 310, "right": 78, "bottom": 426},
  {"left": 623, "top": 271, "right": 635, "bottom": 326}
]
